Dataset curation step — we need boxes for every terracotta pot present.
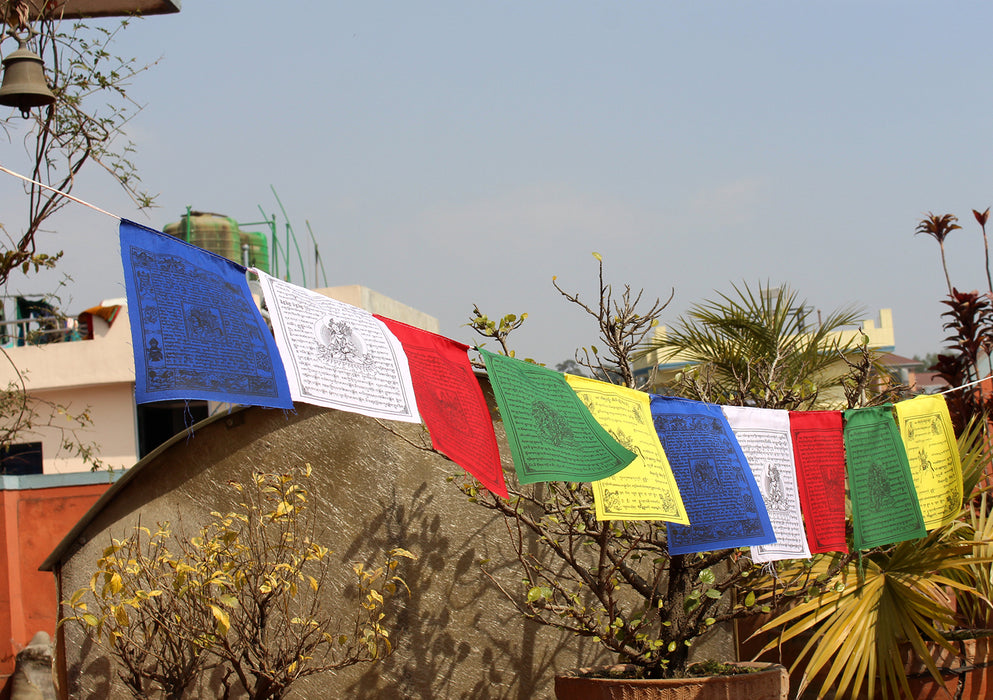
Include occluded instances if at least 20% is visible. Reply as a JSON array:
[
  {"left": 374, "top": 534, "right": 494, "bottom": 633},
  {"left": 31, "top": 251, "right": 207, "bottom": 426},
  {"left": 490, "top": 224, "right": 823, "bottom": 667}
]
[
  {"left": 742, "top": 616, "right": 993, "bottom": 699},
  {"left": 554, "top": 662, "right": 789, "bottom": 700},
  {"left": 850, "top": 634, "right": 993, "bottom": 700}
]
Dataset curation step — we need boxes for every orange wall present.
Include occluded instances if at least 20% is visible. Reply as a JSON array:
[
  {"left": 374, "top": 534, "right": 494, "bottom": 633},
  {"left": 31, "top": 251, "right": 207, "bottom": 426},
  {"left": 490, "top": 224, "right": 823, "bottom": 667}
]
[{"left": 0, "top": 475, "right": 113, "bottom": 688}]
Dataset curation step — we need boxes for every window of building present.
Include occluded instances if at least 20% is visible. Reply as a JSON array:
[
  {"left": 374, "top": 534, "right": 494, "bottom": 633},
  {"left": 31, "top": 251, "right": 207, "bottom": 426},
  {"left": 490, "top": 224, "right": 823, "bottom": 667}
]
[
  {"left": 0, "top": 442, "right": 43, "bottom": 475},
  {"left": 137, "top": 401, "right": 209, "bottom": 458}
]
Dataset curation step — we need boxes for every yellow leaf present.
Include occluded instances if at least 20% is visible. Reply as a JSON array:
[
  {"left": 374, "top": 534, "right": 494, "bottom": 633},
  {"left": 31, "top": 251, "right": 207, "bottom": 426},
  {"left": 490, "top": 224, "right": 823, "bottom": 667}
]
[
  {"left": 114, "top": 605, "right": 129, "bottom": 627},
  {"left": 210, "top": 604, "right": 230, "bottom": 637}
]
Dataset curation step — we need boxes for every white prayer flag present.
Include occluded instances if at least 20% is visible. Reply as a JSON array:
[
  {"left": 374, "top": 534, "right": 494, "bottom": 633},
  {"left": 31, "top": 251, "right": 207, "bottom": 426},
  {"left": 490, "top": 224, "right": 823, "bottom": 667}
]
[
  {"left": 722, "top": 405, "right": 811, "bottom": 563},
  {"left": 255, "top": 270, "right": 421, "bottom": 423}
]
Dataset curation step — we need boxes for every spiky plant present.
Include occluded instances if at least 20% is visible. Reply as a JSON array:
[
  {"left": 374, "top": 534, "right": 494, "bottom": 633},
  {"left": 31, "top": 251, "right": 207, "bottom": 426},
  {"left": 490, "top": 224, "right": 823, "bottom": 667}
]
[{"left": 650, "top": 282, "right": 864, "bottom": 410}]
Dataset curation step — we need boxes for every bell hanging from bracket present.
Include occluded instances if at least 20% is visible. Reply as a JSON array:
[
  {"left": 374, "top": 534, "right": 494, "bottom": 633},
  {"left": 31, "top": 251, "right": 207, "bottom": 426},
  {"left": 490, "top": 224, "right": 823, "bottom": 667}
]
[{"left": 0, "top": 33, "right": 55, "bottom": 118}]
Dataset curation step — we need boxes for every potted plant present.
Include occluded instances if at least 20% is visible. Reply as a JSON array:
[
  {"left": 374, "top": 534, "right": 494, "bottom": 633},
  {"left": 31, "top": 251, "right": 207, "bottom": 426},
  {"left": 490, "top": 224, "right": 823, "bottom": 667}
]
[
  {"left": 744, "top": 210, "right": 993, "bottom": 700},
  {"left": 750, "top": 419, "right": 993, "bottom": 700},
  {"left": 455, "top": 259, "right": 884, "bottom": 698}
]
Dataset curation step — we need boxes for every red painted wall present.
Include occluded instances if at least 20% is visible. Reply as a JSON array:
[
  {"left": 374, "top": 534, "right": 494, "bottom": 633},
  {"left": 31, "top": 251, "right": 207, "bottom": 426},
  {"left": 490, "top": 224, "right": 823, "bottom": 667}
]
[{"left": 0, "top": 482, "right": 110, "bottom": 692}]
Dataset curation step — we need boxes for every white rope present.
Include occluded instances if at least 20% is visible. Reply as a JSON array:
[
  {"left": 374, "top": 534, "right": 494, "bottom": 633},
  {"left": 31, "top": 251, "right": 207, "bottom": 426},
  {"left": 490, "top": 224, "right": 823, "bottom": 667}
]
[
  {"left": 0, "top": 163, "right": 120, "bottom": 220},
  {"left": 936, "top": 373, "right": 992, "bottom": 396}
]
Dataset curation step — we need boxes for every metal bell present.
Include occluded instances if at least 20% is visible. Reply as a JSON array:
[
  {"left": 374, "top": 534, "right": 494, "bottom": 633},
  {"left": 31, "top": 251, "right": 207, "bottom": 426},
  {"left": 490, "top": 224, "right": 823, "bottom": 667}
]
[{"left": 0, "top": 38, "right": 54, "bottom": 118}]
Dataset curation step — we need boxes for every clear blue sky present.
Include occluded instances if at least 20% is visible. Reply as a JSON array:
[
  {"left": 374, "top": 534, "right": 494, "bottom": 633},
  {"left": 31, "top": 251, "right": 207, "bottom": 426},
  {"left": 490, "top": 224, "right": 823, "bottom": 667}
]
[{"left": 2, "top": 1, "right": 992, "bottom": 364}]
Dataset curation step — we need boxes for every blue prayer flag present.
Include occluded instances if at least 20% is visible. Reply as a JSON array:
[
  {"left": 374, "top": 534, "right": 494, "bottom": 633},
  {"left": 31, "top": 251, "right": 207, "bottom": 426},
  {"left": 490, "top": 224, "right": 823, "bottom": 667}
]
[
  {"left": 649, "top": 395, "right": 775, "bottom": 554},
  {"left": 119, "top": 219, "right": 293, "bottom": 409}
]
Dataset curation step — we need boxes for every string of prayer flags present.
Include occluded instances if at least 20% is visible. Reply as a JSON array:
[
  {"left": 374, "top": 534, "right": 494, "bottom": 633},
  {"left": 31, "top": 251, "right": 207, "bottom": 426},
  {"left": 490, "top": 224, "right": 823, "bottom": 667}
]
[
  {"left": 119, "top": 220, "right": 293, "bottom": 409},
  {"left": 565, "top": 375, "right": 688, "bottom": 523},
  {"left": 843, "top": 405, "right": 925, "bottom": 550},
  {"left": 895, "top": 394, "right": 962, "bottom": 529},
  {"left": 722, "top": 406, "right": 810, "bottom": 563},
  {"left": 375, "top": 316, "right": 507, "bottom": 498},
  {"left": 649, "top": 396, "right": 775, "bottom": 555},
  {"left": 789, "top": 411, "right": 848, "bottom": 554},
  {"left": 478, "top": 349, "right": 635, "bottom": 484},
  {"left": 255, "top": 271, "right": 420, "bottom": 423}
]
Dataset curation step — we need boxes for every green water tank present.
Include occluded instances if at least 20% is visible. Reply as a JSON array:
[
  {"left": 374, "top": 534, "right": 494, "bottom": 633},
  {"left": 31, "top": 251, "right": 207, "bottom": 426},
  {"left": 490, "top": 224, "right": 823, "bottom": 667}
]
[
  {"left": 163, "top": 211, "right": 243, "bottom": 265},
  {"left": 240, "top": 229, "right": 269, "bottom": 273}
]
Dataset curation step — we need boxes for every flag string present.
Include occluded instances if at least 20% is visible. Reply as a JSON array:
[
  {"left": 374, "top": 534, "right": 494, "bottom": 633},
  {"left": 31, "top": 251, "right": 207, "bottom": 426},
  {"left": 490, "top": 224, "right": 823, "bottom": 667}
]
[
  {"left": 2, "top": 157, "right": 989, "bottom": 406},
  {"left": 936, "top": 374, "right": 993, "bottom": 396},
  {"left": 0, "top": 163, "right": 120, "bottom": 220}
]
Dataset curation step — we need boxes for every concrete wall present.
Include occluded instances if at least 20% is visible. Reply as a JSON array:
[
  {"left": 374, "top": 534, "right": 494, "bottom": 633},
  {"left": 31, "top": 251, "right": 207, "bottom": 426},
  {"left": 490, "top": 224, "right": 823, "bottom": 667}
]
[
  {"left": 51, "top": 402, "right": 608, "bottom": 699},
  {"left": 30, "top": 384, "right": 138, "bottom": 474}
]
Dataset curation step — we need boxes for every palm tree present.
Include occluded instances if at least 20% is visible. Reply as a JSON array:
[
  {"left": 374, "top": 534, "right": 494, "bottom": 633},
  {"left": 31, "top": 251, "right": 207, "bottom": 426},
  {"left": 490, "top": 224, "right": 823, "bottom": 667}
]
[
  {"left": 650, "top": 282, "right": 864, "bottom": 410},
  {"left": 917, "top": 212, "right": 961, "bottom": 295}
]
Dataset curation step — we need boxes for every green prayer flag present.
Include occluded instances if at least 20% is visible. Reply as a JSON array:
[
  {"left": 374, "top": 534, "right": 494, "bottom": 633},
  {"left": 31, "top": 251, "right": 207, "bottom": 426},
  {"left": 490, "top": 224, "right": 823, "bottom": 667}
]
[
  {"left": 843, "top": 405, "right": 925, "bottom": 550},
  {"left": 479, "top": 349, "right": 635, "bottom": 484}
]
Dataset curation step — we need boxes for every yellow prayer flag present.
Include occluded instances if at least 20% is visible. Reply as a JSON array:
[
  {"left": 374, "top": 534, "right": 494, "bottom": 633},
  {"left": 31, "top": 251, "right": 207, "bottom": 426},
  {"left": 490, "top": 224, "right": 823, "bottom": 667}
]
[
  {"left": 895, "top": 394, "right": 963, "bottom": 529},
  {"left": 565, "top": 375, "right": 688, "bottom": 524}
]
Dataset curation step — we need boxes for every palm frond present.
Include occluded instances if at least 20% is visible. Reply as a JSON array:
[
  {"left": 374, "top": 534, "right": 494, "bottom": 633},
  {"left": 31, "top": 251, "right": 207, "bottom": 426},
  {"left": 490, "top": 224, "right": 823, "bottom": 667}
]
[
  {"left": 653, "top": 281, "right": 864, "bottom": 409},
  {"left": 756, "top": 422, "right": 993, "bottom": 700}
]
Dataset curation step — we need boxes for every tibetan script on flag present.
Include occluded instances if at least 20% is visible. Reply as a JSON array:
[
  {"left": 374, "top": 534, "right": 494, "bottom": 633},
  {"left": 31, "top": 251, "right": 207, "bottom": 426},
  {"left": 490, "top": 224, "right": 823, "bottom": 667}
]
[
  {"left": 789, "top": 411, "right": 848, "bottom": 553},
  {"left": 650, "top": 396, "right": 774, "bottom": 555},
  {"left": 722, "top": 406, "right": 810, "bottom": 563},
  {"left": 565, "top": 375, "right": 687, "bottom": 523},
  {"left": 256, "top": 271, "right": 420, "bottom": 423},
  {"left": 844, "top": 405, "right": 925, "bottom": 550},
  {"left": 480, "top": 349, "right": 634, "bottom": 484},
  {"left": 895, "top": 395, "right": 962, "bottom": 529},
  {"left": 119, "top": 220, "right": 292, "bottom": 408},
  {"left": 377, "top": 316, "right": 507, "bottom": 498}
]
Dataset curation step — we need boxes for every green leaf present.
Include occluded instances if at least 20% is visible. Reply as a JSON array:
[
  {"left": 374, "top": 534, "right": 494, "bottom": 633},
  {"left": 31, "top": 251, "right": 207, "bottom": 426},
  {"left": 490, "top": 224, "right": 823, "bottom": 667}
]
[{"left": 527, "top": 586, "right": 552, "bottom": 604}]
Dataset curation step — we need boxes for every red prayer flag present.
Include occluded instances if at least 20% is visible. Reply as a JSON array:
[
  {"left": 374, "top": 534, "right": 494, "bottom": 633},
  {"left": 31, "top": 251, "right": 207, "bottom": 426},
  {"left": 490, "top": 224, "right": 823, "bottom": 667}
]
[
  {"left": 789, "top": 411, "right": 849, "bottom": 554},
  {"left": 375, "top": 316, "right": 507, "bottom": 498}
]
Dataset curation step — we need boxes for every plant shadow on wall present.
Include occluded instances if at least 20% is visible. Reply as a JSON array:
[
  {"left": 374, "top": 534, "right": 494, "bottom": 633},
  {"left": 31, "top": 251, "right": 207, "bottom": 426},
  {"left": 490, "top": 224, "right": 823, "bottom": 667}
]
[
  {"left": 62, "top": 466, "right": 415, "bottom": 700},
  {"left": 372, "top": 255, "right": 881, "bottom": 695},
  {"left": 342, "top": 479, "right": 591, "bottom": 699}
]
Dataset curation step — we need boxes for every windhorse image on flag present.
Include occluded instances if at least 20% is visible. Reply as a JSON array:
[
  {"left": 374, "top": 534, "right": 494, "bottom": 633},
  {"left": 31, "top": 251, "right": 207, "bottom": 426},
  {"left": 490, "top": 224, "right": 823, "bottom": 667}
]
[{"left": 119, "top": 219, "right": 293, "bottom": 409}]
